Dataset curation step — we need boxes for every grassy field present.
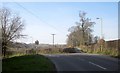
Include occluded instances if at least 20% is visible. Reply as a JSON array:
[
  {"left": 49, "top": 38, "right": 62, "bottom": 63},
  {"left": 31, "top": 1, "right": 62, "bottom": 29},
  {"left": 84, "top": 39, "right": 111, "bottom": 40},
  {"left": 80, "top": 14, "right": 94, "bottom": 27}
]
[{"left": 2, "top": 54, "right": 56, "bottom": 73}]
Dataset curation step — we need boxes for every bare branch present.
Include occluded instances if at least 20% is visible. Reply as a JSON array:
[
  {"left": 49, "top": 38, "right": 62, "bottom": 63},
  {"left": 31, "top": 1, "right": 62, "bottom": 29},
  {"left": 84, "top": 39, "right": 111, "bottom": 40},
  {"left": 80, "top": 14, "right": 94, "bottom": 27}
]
[{"left": 0, "top": 7, "right": 25, "bottom": 56}]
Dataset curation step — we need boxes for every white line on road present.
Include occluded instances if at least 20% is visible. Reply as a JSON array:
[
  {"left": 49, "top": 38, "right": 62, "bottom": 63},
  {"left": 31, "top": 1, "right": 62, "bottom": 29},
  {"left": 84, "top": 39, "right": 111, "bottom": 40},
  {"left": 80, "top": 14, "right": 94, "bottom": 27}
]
[{"left": 89, "top": 61, "right": 107, "bottom": 70}]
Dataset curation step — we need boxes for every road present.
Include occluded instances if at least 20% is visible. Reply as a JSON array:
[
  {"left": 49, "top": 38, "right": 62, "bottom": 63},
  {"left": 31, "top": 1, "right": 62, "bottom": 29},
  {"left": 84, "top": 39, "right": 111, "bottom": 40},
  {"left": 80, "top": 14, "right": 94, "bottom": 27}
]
[{"left": 44, "top": 53, "right": 119, "bottom": 72}]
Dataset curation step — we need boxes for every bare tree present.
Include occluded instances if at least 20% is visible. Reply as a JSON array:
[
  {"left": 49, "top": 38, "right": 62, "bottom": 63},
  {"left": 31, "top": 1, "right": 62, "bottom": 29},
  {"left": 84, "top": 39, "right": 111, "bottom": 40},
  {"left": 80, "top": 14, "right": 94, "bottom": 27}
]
[
  {"left": 67, "top": 11, "right": 95, "bottom": 47},
  {"left": 67, "top": 26, "right": 82, "bottom": 47},
  {"left": 76, "top": 11, "right": 95, "bottom": 45},
  {"left": 0, "top": 8, "right": 25, "bottom": 57}
]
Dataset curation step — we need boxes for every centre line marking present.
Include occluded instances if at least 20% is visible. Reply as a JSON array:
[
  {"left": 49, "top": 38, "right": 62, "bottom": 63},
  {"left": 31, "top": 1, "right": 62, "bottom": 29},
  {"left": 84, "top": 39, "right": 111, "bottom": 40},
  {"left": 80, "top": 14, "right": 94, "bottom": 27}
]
[{"left": 89, "top": 61, "right": 107, "bottom": 70}]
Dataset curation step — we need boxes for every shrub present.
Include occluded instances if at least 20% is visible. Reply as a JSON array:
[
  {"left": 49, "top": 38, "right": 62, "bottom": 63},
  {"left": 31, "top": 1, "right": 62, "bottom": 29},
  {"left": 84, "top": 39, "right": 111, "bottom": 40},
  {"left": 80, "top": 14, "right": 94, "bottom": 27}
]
[{"left": 26, "top": 49, "right": 36, "bottom": 55}]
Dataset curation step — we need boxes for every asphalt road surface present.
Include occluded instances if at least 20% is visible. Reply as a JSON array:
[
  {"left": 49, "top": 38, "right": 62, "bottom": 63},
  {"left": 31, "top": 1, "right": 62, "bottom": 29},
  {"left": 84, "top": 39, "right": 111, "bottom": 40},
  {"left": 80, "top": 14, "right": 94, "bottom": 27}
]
[{"left": 44, "top": 53, "right": 119, "bottom": 72}]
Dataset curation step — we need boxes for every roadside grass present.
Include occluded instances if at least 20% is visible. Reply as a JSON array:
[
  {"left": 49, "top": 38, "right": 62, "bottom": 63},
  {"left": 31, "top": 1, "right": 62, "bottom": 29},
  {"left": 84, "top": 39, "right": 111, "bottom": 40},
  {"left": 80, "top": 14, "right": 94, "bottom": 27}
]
[
  {"left": 2, "top": 54, "right": 56, "bottom": 73},
  {"left": 80, "top": 46, "right": 119, "bottom": 58}
]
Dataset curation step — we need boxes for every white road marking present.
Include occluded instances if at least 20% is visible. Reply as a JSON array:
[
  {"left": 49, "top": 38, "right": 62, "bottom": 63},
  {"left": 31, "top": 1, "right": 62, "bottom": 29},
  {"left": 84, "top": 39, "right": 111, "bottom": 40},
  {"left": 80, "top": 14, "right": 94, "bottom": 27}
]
[{"left": 89, "top": 61, "right": 107, "bottom": 70}]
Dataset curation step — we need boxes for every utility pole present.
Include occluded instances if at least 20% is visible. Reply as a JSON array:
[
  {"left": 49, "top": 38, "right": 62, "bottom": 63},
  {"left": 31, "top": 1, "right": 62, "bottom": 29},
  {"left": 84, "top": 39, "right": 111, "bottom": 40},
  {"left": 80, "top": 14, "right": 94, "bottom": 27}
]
[
  {"left": 96, "top": 18, "right": 103, "bottom": 39},
  {"left": 51, "top": 34, "right": 55, "bottom": 48},
  {"left": 96, "top": 17, "right": 103, "bottom": 51}
]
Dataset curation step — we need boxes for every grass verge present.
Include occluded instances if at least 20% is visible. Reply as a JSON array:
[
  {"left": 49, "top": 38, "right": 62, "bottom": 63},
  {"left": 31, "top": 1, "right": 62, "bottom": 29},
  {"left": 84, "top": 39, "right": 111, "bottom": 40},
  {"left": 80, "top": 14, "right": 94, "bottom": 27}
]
[
  {"left": 2, "top": 54, "right": 56, "bottom": 73},
  {"left": 80, "top": 46, "right": 119, "bottom": 58}
]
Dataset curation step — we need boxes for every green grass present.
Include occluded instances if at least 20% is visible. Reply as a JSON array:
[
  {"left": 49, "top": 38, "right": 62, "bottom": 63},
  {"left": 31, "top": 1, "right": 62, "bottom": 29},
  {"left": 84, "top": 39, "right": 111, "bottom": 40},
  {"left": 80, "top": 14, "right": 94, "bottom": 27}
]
[{"left": 2, "top": 54, "right": 56, "bottom": 73}]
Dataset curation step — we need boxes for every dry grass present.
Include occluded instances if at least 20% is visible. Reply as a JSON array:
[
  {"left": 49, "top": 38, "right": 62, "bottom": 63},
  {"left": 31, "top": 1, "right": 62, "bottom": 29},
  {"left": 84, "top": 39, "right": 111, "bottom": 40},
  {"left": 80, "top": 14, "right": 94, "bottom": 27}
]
[{"left": 80, "top": 45, "right": 119, "bottom": 58}]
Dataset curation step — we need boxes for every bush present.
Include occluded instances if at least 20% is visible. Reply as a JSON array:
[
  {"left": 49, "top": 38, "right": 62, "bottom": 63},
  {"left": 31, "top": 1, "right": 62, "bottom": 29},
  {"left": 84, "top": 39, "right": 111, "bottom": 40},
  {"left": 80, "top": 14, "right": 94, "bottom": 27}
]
[
  {"left": 37, "top": 48, "right": 64, "bottom": 54},
  {"left": 81, "top": 45, "right": 119, "bottom": 58},
  {"left": 6, "top": 51, "right": 14, "bottom": 57},
  {"left": 26, "top": 49, "right": 36, "bottom": 55}
]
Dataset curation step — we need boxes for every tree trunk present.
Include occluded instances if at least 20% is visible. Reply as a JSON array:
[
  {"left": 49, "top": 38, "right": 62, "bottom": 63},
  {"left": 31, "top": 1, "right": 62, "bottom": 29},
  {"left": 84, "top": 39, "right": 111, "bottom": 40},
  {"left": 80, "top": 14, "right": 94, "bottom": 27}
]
[{"left": 2, "top": 42, "right": 7, "bottom": 57}]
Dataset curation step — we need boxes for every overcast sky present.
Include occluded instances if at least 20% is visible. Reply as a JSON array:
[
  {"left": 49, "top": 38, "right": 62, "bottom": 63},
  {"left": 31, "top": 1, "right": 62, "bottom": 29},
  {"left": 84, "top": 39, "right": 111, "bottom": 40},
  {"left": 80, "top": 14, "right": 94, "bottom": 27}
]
[{"left": 1, "top": 1, "right": 118, "bottom": 44}]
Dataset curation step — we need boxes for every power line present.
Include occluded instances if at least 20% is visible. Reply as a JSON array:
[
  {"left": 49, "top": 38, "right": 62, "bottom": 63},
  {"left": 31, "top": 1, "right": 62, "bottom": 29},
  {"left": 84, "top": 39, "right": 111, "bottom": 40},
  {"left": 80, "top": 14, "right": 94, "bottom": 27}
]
[{"left": 14, "top": 2, "right": 65, "bottom": 34}]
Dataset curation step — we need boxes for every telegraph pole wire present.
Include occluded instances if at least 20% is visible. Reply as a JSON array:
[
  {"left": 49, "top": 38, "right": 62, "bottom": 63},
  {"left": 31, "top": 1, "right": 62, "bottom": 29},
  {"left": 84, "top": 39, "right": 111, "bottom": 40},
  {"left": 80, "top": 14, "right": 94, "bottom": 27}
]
[{"left": 14, "top": 2, "right": 65, "bottom": 34}]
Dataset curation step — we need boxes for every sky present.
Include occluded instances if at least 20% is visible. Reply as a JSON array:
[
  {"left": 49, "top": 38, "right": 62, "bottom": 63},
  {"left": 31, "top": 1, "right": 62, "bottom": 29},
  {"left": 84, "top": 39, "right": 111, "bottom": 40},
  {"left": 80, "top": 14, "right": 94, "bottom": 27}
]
[
  {"left": 0, "top": 1, "right": 118, "bottom": 44},
  {"left": 1, "top": 0, "right": 119, "bottom": 2}
]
